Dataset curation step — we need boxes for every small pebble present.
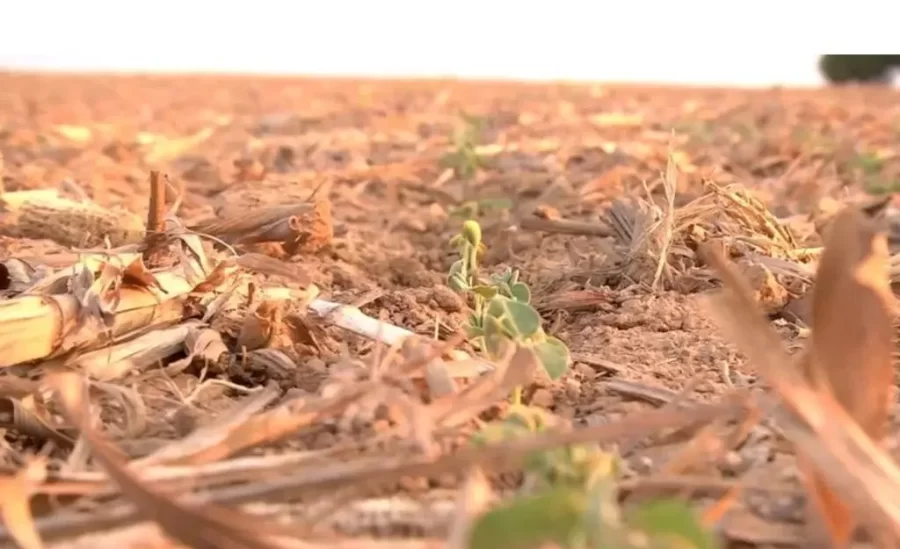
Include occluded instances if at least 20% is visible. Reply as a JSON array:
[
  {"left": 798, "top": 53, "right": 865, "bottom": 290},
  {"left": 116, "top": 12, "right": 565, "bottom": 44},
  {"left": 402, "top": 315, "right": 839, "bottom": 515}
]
[
  {"left": 431, "top": 285, "right": 465, "bottom": 312},
  {"left": 574, "top": 363, "right": 596, "bottom": 380},
  {"left": 720, "top": 451, "right": 745, "bottom": 475}
]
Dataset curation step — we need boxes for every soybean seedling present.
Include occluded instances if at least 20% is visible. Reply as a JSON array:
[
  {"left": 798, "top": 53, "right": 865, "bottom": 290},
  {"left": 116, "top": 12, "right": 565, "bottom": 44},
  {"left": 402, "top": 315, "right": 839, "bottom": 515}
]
[
  {"left": 440, "top": 113, "right": 487, "bottom": 182},
  {"left": 448, "top": 220, "right": 570, "bottom": 404},
  {"left": 468, "top": 404, "right": 718, "bottom": 549}
]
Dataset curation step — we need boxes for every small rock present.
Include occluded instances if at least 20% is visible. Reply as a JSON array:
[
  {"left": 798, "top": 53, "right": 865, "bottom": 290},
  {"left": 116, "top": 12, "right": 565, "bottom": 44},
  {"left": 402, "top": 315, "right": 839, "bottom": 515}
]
[
  {"left": 171, "top": 407, "right": 199, "bottom": 437},
  {"left": 431, "top": 285, "right": 465, "bottom": 313},
  {"left": 574, "top": 363, "right": 596, "bottom": 380},
  {"left": 720, "top": 451, "right": 746, "bottom": 475}
]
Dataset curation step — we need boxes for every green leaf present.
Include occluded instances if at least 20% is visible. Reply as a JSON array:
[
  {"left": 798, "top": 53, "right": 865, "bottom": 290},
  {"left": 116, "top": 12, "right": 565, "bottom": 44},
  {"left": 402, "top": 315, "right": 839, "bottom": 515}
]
[
  {"left": 497, "top": 281, "right": 512, "bottom": 297},
  {"left": 447, "top": 273, "right": 469, "bottom": 292},
  {"left": 483, "top": 315, "right": 511, "bottom": 358},
  {"left": 584, "top": 477, "right": 628, "bottom": 549},
  {"left": 533, "top": 336, "right": 570, "bottom": 380},
  {"left": 505, "top": 299, "right": 542, "bottom": 337},
  {"left": 505, "top": 405, "right": 553, "bottom": 432},
  {"left": 448, "top": 259, "right": 465, "bottom": 276},
  {"left": 472, "top": 420, "right": 531, "bottom": 446},
  {"left": 469, "top": 487, "right": 588, "bottom": 549},
  {"left": 509, "top": 282, "right": 531, "bottom": 303},
  {"left": 485, "top": 296, "right": 541, "bottom": 338},
  {"left": 472, "top": 285, "right": 498, "bottom": 300},
  {"left": 466, "top": 325, "right": 484, "bottom": 340},
  {"left": 462, "top": 220, "right": 483, "bottom": 247},
  {"left": 628, "top": 499, "right": 719, "bottom": 549}
]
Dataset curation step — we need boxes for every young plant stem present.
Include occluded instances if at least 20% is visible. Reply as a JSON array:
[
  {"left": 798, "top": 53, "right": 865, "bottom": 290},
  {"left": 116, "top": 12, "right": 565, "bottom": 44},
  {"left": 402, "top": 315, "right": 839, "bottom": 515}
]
[{"left": 512, "top": 385, "right": 523, "bottom": 406}]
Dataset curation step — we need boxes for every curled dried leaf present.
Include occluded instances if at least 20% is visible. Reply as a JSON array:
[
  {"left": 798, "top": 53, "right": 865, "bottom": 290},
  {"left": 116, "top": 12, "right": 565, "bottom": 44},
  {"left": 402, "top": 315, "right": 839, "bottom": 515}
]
[
  {"left": 122, "top": 257, "right": 165, "bottom": 293},
  {"left": 0, "top": 396, "right": 75, "bottom": 447},
  {"left": 237, "top": 299, "right": 287, "bottom": 351}
]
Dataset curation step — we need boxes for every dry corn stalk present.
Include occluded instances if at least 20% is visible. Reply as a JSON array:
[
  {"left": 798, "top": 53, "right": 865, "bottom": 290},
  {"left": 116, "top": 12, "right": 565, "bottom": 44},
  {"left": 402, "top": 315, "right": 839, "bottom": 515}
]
[
  {"left": 0, "top": 271, "right": 192, "bottom": 368},
  {"left": 0, "top": 190, "right": 145, "bottom": 247},
  {"left": 192, "top": 199, "right": 333, "bottom": 255}
]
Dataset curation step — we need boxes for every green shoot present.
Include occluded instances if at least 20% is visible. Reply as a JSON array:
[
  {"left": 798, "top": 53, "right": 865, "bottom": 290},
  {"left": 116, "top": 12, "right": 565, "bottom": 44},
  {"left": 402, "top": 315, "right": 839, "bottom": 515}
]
[
  {"left": 448, "top": 219, "right": 570, "bottom": 386},
  {"left": 440, "top": 113, "right": 487, "bottom": 182},
  {"left": 468, "top": 405, "right": 718, "bottom": 549}
]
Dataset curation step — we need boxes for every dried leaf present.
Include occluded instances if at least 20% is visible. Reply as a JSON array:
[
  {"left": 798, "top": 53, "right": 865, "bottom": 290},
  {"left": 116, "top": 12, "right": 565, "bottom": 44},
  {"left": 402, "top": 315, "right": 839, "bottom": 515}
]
[
  {"left": 0, "top": 457, "right": 47, "bottom": 549},
  {"left": 234, "top": 253, "right": 311, "bottom": 284},
  {"left": 0, "top": 396, "right": 75, "bottom": 447},
  {"left": 800, "top": 206, "right": 895, "bottom": 545},
  {"left": 237, "top": 300, "right": 286, "bottom": 351},
  {"left": 47, "top": 372, "right": 292, "bottom": 549},
  {"left": 122, "top": 257, "right": 165, "bottom": 293}
]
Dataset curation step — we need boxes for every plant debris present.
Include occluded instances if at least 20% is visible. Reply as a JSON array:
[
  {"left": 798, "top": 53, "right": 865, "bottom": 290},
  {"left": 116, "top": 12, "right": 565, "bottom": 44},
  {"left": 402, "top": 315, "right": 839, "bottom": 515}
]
[{"left": 1, "top": 74, "right": 900, "bottom": 548}]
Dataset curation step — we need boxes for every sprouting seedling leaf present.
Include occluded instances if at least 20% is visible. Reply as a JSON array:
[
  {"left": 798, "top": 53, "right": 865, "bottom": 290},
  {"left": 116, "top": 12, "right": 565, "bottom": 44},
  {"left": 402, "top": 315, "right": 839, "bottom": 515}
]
[
  {"left": 483, "top": 315, "right": 512, "bottom": 358},
  {"left": 448, "top": 272, "right": 469, "bottom": 292},
  {"left": 462, "top": 219, "right": 483, "bottom": 247},
  {"left": 533, "top": 336, "right": 570, "bottom": 380},
  {"left": 472, "top": 285, "right": 498, "bottom": 300},
  {"left": 509, "top": 282, "right": 531, "bottom": 303},
  {"left": 471, "top": 419, "right": 532, "bottom": 446},
  {"left": 505, "top": 404, "right": 554, "bottom": 432},
  {"left": 486, "top": 296, "right": 541, "bottom": 338},
  {"left": 627, "top": 499, "right": 720, "bottom": 549},
  {"left": 468, "top": 487, "right": 588, "bottom": 549}
]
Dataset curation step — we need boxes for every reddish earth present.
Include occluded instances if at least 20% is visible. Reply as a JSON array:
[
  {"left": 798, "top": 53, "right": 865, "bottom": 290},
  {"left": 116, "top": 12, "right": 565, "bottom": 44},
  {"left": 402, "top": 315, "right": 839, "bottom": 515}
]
[{"left": 2, "top": 72, "right": 900, "bottom": 547}]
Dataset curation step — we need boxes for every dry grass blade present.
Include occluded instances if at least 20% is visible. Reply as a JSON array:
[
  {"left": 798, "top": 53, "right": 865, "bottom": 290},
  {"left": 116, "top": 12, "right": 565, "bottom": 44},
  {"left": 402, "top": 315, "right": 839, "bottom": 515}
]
[
  {"left": 46, "top": 372, "right": 294, "bottom": 549},
  {"left": 651, "top": 151, "right": 678, "bottom": 289},
  {"left": 0, "top": 397, "right": 743, "bottom": 544},
  {"left": 431, "top": 344, "right": 541, "bottom": 428},
  {"left": 66, "top": 321, "right": 199, "bottom": 380},
  {"left": 0, "top": 457, "right": 47, "bottom": 549},
  {"left": 800, "top": 205, "right": 895, "bottom": 546},
  {"left": 700, "top": 211, "right": 900, "bottom": 544},
  {"left": 135, "top": 382, "right": 282, "bottom": 467}
]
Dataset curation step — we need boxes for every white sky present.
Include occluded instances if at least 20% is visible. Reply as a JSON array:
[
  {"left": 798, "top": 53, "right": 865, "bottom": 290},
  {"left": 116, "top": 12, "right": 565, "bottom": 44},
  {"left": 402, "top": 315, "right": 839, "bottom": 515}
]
[{"left": 0, "top": 0, "right": 893, "bottom": 86}]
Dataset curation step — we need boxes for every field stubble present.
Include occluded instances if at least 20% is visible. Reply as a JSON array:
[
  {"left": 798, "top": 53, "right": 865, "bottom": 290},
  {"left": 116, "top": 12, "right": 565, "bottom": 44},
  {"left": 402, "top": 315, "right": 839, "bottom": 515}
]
[{"left": 0, "top": 73, "right": 900, "bottom": 548}]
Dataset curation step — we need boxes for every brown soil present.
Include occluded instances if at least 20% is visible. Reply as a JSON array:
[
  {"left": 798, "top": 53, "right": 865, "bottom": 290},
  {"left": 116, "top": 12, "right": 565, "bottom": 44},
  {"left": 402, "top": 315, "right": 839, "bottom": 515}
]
[{"left": 1, "top": 72, "right": 899, "bottom": 548}]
